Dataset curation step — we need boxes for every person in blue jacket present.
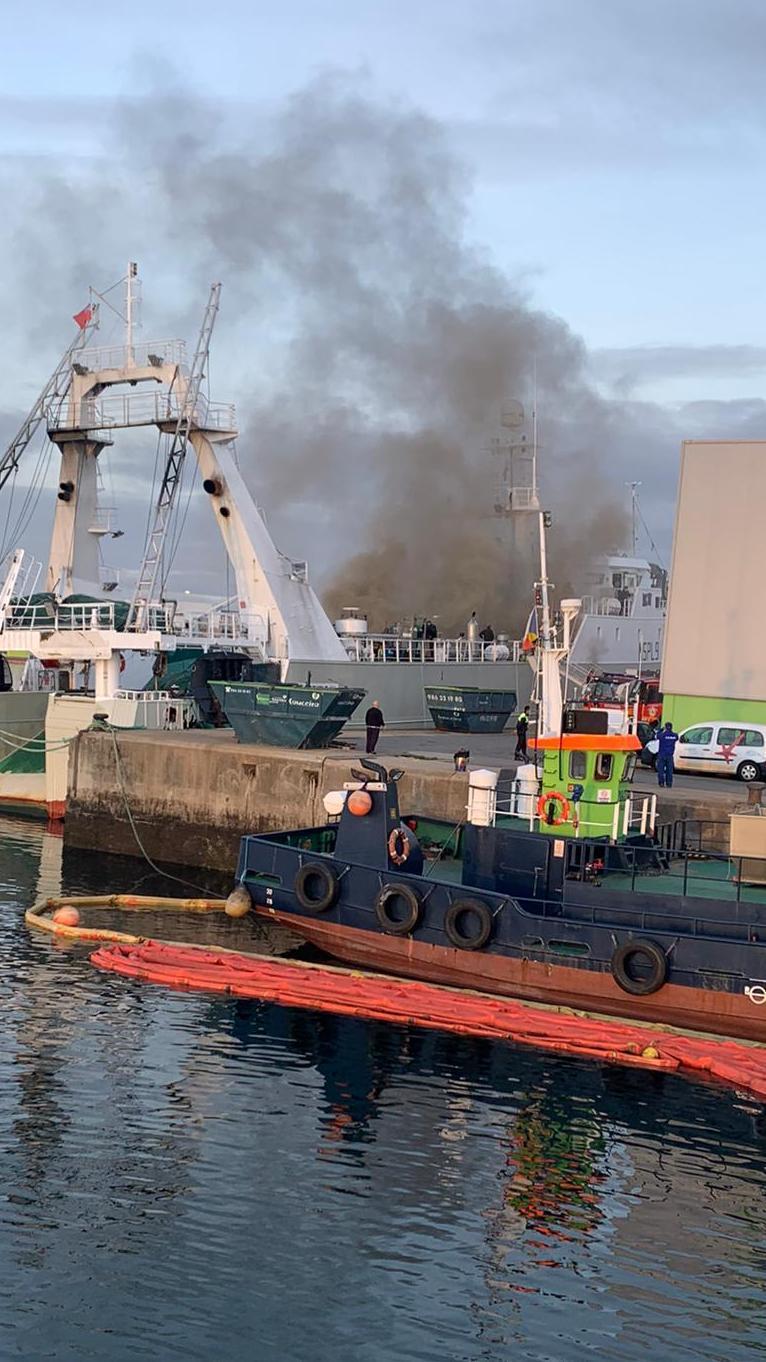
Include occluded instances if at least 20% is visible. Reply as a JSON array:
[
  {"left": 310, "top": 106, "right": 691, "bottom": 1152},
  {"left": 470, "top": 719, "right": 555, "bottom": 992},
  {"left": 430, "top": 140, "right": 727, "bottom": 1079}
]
[{"left": 657, "top": 721, "right": 679, "bottom": 788}]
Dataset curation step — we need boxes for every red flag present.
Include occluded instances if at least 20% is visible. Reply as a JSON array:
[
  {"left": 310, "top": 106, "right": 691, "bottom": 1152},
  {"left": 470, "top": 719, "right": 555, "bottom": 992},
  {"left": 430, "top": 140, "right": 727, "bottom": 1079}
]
[{"left": 73, "top": 304, "right": 93, "bottom": 331}]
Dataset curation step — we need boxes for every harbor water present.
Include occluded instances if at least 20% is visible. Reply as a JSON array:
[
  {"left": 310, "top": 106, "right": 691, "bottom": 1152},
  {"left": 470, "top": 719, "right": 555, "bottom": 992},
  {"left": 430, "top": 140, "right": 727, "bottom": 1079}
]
[{"left": 1, "top": 815, "right": 765, "bottom": 1362}]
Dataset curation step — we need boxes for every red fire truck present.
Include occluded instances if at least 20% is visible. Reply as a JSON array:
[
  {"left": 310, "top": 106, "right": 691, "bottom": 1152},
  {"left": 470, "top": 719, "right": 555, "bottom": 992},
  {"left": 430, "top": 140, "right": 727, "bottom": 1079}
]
[{"left": 581, "top": 671, "right": 663, "bottom": 729}]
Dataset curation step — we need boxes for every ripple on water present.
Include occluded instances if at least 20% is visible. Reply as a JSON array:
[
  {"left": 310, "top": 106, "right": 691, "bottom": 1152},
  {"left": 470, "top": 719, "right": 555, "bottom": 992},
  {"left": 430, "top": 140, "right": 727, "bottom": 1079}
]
[{"left": 0, "top": 816, "right": 764, "bottom": 1362}]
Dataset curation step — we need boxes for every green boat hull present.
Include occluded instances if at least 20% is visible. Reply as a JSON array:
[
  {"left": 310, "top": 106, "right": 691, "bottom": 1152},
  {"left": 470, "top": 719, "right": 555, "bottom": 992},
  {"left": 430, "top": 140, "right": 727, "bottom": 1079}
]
[{"left": 210, "top": 681, "right": 366, "bottom": 748}]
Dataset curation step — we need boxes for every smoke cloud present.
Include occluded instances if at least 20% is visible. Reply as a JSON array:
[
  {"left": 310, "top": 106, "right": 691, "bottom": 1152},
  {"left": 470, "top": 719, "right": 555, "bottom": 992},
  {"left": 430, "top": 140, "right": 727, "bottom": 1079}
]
[{"left": 1, "top": 71, "right": 711, "bottom": 629}]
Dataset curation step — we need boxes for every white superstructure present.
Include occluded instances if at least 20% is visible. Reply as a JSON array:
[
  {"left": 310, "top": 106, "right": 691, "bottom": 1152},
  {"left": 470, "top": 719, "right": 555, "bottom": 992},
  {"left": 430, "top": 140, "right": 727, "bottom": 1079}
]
[{"left": 568, "top": 554, "right": 667, "bottom": 672}]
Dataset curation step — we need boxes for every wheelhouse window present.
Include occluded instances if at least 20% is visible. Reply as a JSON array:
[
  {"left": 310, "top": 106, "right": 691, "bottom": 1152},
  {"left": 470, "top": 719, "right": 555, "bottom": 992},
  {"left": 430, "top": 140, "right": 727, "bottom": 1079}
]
[
  {"left": 569, "top": 751, "right": 587, "bottom": 779},
  {"left": 623, "top": 754, "right": 637, "bottom": 780},
  {"left": 594, "top": 752, "right": 613, "bottom": 781}
]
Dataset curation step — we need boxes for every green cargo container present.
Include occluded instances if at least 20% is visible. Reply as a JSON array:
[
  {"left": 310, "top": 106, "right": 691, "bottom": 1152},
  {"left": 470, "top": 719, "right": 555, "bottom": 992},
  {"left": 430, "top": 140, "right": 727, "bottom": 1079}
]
[
  {"left": 210, "top": 681, "right": 366, "bottom": 748},
  {"left": 424, "top": 685, "right": 518, "bottom": 734}
]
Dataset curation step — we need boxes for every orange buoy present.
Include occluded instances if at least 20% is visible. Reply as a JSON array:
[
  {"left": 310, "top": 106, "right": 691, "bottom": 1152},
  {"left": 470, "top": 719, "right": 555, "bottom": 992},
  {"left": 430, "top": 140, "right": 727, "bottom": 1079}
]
[
  {"left": 53, "top": 905, "right": 80, "bottom": 927},
  {"left": 347, "top": 789, "right": 373, "bottom": 816}
]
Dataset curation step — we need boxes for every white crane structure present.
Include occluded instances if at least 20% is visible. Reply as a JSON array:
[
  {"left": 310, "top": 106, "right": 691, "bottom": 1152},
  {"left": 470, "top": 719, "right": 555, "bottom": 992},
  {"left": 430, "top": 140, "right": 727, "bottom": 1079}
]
[{"left": 3, "top": 264, "right": 345, "bottom": 664}]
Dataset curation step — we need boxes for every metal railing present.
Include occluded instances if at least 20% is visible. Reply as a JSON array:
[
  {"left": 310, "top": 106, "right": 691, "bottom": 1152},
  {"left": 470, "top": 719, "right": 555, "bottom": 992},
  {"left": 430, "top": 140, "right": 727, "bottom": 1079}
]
[
  {"left": 48, "top": 390, "right": 237, "bottom": 434},
  {"left": 567, "top": 830, "right": 766, "bottom": 910},
  {"left": 146, "top": 603, "right": 267, "bottom": 645},
  {"left": 3, "top": 600, "right": 117, "bottom": 631},
  {"left": 338, "top": 634, "right": 523, "bottom": 663},
  {"left": 74, "top": 338, "right": 187, "bottom": 373}
]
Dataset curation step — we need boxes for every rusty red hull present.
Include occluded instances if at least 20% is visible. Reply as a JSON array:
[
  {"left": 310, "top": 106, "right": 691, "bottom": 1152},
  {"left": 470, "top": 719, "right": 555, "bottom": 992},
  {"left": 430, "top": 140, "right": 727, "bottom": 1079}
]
[{"left": 257, "top": 906, "right": 766, "bottom": 1043}]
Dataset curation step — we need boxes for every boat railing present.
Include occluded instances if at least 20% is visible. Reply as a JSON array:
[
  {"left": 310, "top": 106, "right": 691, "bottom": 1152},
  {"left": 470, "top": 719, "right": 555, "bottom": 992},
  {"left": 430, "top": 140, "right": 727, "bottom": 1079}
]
[
  {"left": 159, "top": 605, "right": 268, "bottom": 647},
  {"left": 75, "top": 337, "right": 188, "bottom": 373},
  {"left": 494, "top": 788, "right": 657, "bottom": 840},
  {"left": 567, "top": 829, "right": 766, "bottom": 910},
  {"left": 3, "top": 600, "right": 118, "bottom": 631},
  {"left": 48, "top": 389, "right": 237, "bottom": 434},
  {"left": 113, "top": 690, "right": 198, "bottom": 730},
  {"left": 578, "top": 595, "right": 627, "bottom": 617},
  {"left": 338, "top": 634, "right": 524, "bottom": 663}
]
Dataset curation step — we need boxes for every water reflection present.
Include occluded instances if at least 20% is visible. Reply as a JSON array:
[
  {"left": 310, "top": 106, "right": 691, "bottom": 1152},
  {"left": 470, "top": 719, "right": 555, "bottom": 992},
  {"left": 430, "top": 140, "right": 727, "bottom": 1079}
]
[{"left": 1, "top": 815, "right": 765, "bottom": 1362}]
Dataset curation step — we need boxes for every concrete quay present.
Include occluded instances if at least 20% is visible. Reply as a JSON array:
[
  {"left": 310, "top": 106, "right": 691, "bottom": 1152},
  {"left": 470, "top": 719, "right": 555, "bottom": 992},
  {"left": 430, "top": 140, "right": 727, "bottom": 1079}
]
[
  {"left": 63, "top": 727, "right": 752, "bottom": 873},
  {"left": 64, "top": 729, "right": 471, "bottom": 871}
]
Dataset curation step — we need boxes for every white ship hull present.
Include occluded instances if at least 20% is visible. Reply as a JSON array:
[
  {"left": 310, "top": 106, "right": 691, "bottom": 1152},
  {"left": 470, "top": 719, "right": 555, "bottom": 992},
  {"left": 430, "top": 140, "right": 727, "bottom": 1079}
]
[{"left": 569, "top": 615, "right": 664, "bottom": 673}]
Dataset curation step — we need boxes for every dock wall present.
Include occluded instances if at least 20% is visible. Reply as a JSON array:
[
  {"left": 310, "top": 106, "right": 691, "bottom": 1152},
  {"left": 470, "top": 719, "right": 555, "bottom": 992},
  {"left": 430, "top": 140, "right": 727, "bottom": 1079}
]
[
  {"left": 64, "top": 730, "right": 470, "bottom": 872},
  {"left": 64, "top": 728, "right": 749, "bottom": 873}
]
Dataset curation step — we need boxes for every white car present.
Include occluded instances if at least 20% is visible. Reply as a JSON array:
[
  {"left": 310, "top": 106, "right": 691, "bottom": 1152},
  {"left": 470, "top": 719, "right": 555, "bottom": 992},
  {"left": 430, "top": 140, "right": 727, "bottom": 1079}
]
[{"left": 642, "top": 722, "right": 766, "bottom": 782}]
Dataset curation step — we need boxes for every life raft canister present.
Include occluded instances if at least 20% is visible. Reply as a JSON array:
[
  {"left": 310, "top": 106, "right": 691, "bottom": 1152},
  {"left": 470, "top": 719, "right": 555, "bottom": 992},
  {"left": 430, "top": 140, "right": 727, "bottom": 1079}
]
[
  {"left": 388, "top": 827, "right": 411, "bottom": 866},
  {"left": 611, "top": 939, "right": 667, "bottom": 996},
  {"left": 294, "top": 861, "right": 339, "bottom": 914},
  {"left": 536, "top": 791, "right": 570, "bottom": 826},
  {"left": 375, "top": 884, "right": 422, "bottom": 936}
]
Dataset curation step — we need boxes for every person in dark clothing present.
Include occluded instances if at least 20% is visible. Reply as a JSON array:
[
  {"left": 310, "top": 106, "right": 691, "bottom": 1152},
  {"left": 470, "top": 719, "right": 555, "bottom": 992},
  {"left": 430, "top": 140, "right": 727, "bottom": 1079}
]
[
  {"left": 657, "top": 721, "right": 679, "bottom": 788},
  {"left": 479, "top": 624, "right": 495, "bottom": 643},
  {"left": 514, "top": 705, "right": 530, "bottom": 762},
  {"left": 365, "top": 700, "right": 385, "bottom": 754}
]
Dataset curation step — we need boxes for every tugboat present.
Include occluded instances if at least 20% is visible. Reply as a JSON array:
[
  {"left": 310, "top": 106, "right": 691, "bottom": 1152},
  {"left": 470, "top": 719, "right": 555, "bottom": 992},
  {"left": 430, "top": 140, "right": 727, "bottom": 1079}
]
[{"left": 231, "top": 499, "right": 766, "bottom": 1043}]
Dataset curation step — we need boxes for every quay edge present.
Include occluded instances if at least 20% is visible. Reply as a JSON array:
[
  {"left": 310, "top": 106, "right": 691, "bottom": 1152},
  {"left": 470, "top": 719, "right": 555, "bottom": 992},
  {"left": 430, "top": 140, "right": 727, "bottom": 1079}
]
[
  {"left": 63, "top": 729, "right": 471, "bottom": 871},
  {"left": 63, "top": 728, "right": 751, "bottom": 872}
]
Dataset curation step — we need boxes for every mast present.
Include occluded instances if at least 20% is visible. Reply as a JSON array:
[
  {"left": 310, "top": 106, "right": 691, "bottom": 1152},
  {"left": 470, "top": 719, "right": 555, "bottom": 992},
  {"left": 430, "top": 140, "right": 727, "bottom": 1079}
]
[
  {"left": 626, "top": 480, "right": 641, "bottom": 556},
  {"left": 125, "top": 261, "right": 138, "bottom": 369}
]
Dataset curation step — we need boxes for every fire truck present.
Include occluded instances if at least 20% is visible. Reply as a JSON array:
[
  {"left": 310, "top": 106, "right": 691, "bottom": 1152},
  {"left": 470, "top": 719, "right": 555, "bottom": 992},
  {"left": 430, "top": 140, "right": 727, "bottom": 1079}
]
[{"left": 580, "top": 671, "right": 662, "bottom": 731}]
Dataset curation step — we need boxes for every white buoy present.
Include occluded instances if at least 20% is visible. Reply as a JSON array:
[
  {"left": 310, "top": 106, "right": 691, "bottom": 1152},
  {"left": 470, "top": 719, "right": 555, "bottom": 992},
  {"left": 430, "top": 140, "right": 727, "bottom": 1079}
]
[
  {"left": 323, "top": 790, "right": 347, "bottom": 817},
  {"left": 511, "top": 763, "right": 539, "bottom": 819},
  {"left": 467, "top": 768, "right": 499, "bottom": 826}
]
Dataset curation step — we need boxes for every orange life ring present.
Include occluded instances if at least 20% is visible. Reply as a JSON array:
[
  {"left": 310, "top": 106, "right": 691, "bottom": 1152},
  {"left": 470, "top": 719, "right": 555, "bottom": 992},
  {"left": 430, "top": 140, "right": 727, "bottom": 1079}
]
[
  {"left": 536, "top": 791, "right": 570, "bottom": 826},
  {"left": 388, "top": 827, "right": 410, "bottom": 866}
]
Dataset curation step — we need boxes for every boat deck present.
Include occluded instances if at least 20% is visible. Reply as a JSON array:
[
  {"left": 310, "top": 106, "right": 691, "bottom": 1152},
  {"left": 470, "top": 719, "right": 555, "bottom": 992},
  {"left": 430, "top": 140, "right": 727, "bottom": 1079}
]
[{"left": 606, "top": 856, "right": 766, "bottom": 905}]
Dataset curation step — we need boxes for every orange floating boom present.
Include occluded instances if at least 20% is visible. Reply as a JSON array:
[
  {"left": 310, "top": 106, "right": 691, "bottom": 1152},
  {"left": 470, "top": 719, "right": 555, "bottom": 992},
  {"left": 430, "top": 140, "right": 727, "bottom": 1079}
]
[{"left": 90, "top": 940, "right": 766, "bottom": 1103}]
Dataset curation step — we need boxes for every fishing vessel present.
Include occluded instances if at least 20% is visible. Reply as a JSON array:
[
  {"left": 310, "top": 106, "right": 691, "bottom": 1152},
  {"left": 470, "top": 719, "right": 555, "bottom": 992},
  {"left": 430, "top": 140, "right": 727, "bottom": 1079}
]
[
  {"left": 230, "top": 503, "right": 766, "bottom": 1042},
  {"left": 0, "top": 266, "right": 534, "bottom": 814}
]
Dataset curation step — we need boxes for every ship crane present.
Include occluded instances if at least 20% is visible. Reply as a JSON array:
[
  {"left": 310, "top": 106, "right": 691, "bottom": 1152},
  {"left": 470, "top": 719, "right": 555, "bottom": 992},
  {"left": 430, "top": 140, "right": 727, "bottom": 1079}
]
[
  {"left": 0, "top": 308, "right": 99, "bottom": 494},
  {"left": 127, "top": 284, "right": 221, "bottom": 633}
]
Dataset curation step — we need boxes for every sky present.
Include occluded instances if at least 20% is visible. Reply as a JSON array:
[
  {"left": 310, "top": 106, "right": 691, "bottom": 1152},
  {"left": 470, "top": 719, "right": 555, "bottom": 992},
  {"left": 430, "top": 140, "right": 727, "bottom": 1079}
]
[{"left": 0, "top": 0, "right": 764, "bottom": 608}]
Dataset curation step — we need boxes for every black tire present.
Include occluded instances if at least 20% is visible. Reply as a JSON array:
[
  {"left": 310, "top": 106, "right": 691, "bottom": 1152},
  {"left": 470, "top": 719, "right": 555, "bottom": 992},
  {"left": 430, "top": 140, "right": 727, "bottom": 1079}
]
[
  {"left": 294, "top": 861, "right": 339, "bottom": 914},
  {"left": 737, "top": 760, "right": 760, "bottom": 784},
  {"left": 375, "top": 884, "right": 421, "bottom": 936},
  {"left": 611, "top": 940, "right": 667, "bottom": 996},
  {"left": 445, "top": 898, "right": 493, "bottom": 951}
]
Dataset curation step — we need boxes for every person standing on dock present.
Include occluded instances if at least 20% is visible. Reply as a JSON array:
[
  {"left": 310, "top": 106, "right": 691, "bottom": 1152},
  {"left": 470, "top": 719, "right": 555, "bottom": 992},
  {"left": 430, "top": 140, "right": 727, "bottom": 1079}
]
[
  {"left": 657, "top": 721, "right": 679, "bottom": 788},
  {"left": 365, "top": 700, "right": 385, "bottom": 754},
  {"left": 514, "top": 706, "right": 530, "bottom": 762}
]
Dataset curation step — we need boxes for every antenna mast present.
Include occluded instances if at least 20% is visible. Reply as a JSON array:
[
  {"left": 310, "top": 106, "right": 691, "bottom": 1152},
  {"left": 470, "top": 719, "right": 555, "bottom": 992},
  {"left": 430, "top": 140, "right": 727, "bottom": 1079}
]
[
  {"left": 127, "top": 283, "right": 222, "bottom": 631},
  {"left": 626, "top": 480, "right": 641, "bottom": 555}
]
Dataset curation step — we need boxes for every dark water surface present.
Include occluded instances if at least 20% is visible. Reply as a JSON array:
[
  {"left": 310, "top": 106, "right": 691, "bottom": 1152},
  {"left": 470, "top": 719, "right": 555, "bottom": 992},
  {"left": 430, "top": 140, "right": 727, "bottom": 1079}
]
[{"left": 1, "top": 815, "right": 765, "bottom": 1362}]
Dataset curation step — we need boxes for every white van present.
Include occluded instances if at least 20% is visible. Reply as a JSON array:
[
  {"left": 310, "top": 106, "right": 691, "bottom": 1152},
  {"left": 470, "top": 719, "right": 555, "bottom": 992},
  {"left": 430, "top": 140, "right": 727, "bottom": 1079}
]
[{"left": 643, "top": 722, "right": 766, "bottom": 782}]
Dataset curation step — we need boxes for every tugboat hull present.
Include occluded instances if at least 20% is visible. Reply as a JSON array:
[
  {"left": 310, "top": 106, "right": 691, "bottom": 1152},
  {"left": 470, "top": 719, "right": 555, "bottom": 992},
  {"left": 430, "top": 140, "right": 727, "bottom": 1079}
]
[{"left": 256, "top": 904, "right": 766, "bottom": 1042}]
